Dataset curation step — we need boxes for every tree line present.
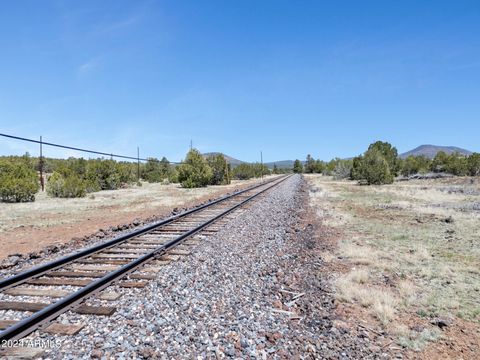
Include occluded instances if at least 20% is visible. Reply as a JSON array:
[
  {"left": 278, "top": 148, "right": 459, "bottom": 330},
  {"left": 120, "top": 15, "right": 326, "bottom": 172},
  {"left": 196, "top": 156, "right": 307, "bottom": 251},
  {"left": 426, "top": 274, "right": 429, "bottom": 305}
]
[
  {"left": 0, "top": 149, "right": 273, "bottom": 202},
  {"left": 292, "top": 141, "right": 480, "bottom": 185}
]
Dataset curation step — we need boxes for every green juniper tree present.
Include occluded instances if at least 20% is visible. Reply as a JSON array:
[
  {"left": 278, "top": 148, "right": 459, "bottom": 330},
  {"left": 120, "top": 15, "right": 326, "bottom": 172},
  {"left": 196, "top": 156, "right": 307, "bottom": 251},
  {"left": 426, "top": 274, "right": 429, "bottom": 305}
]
[
  {"left": 467, "top": 153, "right": 480, "bottom": 176},
  {"left": 367, "top": 141, "right": 400, "bottom": 176},
  {"left": 293, "top": 159, "right": 303, "bottom": 174},
  {"left": 362, "top": 148, "right": 394, "bottom": 185},
  {"left": 0, "top": 159, "right": 39, "bottom": 202},
  {"left": 207, "top": 154, "right": 231, "bottom": 185},
  {"left": 177, "top": 149, "right": 213, "bottom": 188},
  {"left": 304, "top": 154, "right": 316, "bottom": 173}
]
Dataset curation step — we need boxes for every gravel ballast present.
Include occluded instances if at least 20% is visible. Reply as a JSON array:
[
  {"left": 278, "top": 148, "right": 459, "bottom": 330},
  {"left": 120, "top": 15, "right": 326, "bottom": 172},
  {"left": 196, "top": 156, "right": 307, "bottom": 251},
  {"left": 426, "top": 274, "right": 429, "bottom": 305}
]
[{"left": 22, "top": 175, "right": 390, "bottom": 358}]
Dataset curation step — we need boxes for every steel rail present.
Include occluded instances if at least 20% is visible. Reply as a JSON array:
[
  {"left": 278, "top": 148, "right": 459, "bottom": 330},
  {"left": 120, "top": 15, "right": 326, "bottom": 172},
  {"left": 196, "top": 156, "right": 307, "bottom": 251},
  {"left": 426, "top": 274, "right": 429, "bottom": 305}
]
[
  {"left": 0, "top": 176, "right": 283, "bottom": 291},
  {"left": 0, "top": 175, "right": 291, "bottom": 341}
]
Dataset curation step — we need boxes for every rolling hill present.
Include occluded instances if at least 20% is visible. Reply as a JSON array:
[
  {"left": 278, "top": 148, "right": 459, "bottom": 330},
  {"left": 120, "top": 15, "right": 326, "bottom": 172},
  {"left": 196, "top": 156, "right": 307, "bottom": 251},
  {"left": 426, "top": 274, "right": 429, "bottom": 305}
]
[
  {"left": 202, "top": 152, "right": 244, "bottom": 166},
  {"left": 204, "top": 144, "right": 475, "bottom": 170},
  {"left": 264, "top": 160, "right": 297, "bottom": 169},
  {"left": 400, "top": 145, "right": 473, "bottom": 159},
  {"left": 203, "top": 153, "right": 294, "bottom": 169}
]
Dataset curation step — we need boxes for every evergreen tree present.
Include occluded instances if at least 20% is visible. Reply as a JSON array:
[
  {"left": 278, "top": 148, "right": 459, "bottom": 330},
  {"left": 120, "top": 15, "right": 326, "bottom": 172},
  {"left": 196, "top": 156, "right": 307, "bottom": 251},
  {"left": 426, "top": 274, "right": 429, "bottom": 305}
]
[
  {"left": 350, "top": 156, "right": 365, "bottom": 180},
  {"left": 177, "top": 149, "right": 213, "bottom": 188},
  {"left": 363, "top": 149, "right": 394, "bottom": 185},
  {"left": 273, "top": 164, "right": 279, "bottom": 174},
  {"left": 0, "top": 159, "right": 39, "bottom": 202},
  {"left": 431, "top": 151, "right": 449, "bottom": 172},
  {"left": 207, "top": 154, "right": 230, "bottom": 185},
  {"left": 144, "top": 158, "right": 161, "bottom": 182},
  {"left": 293, "top": 159, "right": 303, "bottom": 173},
  {"left": 367, "top": 141, "right": 399, "bottom": 175},
  {"left": 468, "top": 153, "right": 480, "bottom": 176},
  {"left": 305, "top": 154, "right": 316, "bottom": 173}
]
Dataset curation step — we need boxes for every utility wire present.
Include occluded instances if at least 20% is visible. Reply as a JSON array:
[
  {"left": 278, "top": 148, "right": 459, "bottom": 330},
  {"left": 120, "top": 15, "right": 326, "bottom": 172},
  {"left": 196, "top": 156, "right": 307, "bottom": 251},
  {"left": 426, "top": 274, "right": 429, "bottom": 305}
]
[{"left": 0, "top": 133, "right": 183, "bottom": 164}]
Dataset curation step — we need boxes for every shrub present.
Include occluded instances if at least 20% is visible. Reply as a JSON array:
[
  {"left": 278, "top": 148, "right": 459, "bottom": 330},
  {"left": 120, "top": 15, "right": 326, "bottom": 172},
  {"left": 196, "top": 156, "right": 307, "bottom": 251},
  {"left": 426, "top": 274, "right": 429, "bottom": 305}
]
[
  {"left": 143, "top": 158, "right": 164, "bottom": 183},
  {"left": 350, "top": 156, "right": 365, "bottom": 180},
  {"left": 47, "top": 171, "right": 87, "bottom": 198},
  {"left": 232, "top": 163, "right": 255, "bottom": 180},
  {"left": 168, "top": 166, "right": 179, "bottom": 183},
  {"left": 363, "top": 149, "right": 394, "bottom": 185},
  {"left": 0, "top": 160, "right": 39, "bottom": 202},
  {"left": 401, "top": 155, "right": 431, "bottom": 176},
  {"left": 314, "top": 159, "right": 326, "bottom": 173},
  {"left": 177, "top": 149, "right": 213, "bottom": 188},
  {"left": 207, "top": 154, "right": 231, "bottom": 185},
  {"left": 116, "top": 162, "right": 136, "bottom": 184},
  {"left": 231, "top": 163, "right": 269, "bottom": 179},
  {"left": 273, "top": 164, "right": 279, "bottom": 174},
  {"left": 324, "top": 158, "right": 345, "bottom": 176},
  {"left": 431, "top": 151, "right": 449, "bottom": 173},
  {"left": 431, "top": 152, "right": 469, "bottom": 176},
  {"left": 333, "top": 160, "right": 353, "bottom": 180},
  {"left": 86, "top": 160, "right": 121, "bottom": 190}
]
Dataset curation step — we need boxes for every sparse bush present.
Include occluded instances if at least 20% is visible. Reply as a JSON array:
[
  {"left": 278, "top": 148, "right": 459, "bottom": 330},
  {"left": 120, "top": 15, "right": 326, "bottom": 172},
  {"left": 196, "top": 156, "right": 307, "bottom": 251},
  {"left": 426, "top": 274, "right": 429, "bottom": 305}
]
[
  {"left": 0, "top": 159, "right": 39, "bottom": 202},
  {"left": 333, "top": 160, "right": 353, "bottom": 180},
  {"left": 177, "top": 149, "right": 213, "bottom": 188},
  {"left": 47, "top": 171, "right": 87, "bottom": 198}
]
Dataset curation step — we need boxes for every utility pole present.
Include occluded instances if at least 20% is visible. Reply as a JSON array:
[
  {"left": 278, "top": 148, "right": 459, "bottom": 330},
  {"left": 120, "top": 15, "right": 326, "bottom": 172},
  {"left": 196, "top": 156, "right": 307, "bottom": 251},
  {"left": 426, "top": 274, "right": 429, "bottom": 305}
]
[
  {"left": 260, "top": 151, "right": 263, "bottom": 182},
  {"left": 137, "top": 147, "right": 140, "bottom": 182},
  {"left": 190, "top": 140, "right": 193, "bottom": 151},
  {"left": 39, "top": 136, "right": 44, "bottom": 191}
]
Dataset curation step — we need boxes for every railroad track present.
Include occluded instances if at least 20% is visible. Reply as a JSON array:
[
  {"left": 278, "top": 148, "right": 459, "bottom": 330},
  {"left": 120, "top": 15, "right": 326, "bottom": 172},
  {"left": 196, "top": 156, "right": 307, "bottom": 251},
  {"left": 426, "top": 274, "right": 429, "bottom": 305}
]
[{"left": 0, "top": 175, "right": 290, "bottom": 345}]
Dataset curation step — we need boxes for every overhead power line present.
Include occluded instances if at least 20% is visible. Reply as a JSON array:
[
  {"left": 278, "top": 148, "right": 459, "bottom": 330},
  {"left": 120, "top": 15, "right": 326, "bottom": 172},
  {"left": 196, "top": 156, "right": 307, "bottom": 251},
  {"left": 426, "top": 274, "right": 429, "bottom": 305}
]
[{"left": 0, "top": 133, "right": 183, "bottom": 164}]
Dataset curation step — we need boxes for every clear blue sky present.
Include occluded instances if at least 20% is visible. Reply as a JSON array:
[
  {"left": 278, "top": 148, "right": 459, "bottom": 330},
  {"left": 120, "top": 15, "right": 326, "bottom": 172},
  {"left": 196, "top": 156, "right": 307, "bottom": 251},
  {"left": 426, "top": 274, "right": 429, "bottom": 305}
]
[{"left": 0, "top": 0, "right": 479, "bottom": 162}]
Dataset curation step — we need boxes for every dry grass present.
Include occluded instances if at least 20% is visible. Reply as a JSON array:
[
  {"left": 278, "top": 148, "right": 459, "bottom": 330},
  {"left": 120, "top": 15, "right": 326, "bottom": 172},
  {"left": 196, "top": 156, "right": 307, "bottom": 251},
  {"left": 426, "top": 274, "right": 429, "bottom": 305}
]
[
  {"left": 336, "top": 271, "right": 397, "bottom": 325},
  {"left": 307, "top": 174, "right": 480, "bottom": 336},
  {"left": 0, "top": 177, "right": 272, "bottom": 260},
  {"left": 0, "top": 178, "right": 266, "bottom": 233},
  {"left": 373, "top": 291, "right": 398, "bottom": 326}
]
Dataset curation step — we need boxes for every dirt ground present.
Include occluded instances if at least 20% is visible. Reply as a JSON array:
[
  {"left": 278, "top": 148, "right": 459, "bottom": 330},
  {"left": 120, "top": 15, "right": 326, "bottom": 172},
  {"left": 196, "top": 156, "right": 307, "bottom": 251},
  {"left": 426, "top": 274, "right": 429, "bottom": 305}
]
[
  {"left": 306, "top": 174, "right": 480, "bottom": 359},
  {"left": 0, "top": 178, "right": 271, "bottom": 260}
]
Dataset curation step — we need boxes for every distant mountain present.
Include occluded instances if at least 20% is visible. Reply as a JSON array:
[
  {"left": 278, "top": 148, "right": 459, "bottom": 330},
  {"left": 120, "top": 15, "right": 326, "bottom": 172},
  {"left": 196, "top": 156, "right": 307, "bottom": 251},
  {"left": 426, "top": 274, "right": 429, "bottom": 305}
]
[
  {"left": 400, "top": 145, "right": 473, "bottom": 159},
  {"left": 264, "top": 160, "right": 296, "bottom": 169},
  {"left": 203, "top": 153, "right": 296, "bottom": 168},
  {"left": 202, "top": 152, "right": 244, "bottom": 166}
]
